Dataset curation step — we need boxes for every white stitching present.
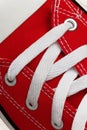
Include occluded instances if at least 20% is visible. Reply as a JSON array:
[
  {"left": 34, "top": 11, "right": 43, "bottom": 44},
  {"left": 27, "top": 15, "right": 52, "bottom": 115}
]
[
  {"left": 0, "top": 71, "right": 46, "bottom": 130},
  {"left": 53, "top": 0, "right": 87, "bottom": 129},
  {"left": 65, "top": 0, "right": 87, "bottom": 26},
  {"left": 2, "top": 90, "right": 46, "bottom": 130},
  {"left": 1, "top": 59, "right": 87, "bottom": 129},
  {"left": 19, "top": 67, "right": 76, "bottom": 118},
  {"left": 0, "top": 0, "right": 85, "bottom": 128},
  {"left": 0, "top": 44, "right": 87, "bottom": 128},
  {"left": 22, "top": 71, "right": 76, "bottom": 116},
  {"left": 59, "top": 11, "right": 76, "bottom": 18},
  {"left": 64, "top": 0, "right": 79, "bottom": 13},
  {"left": 59, "top": 7, "right": 77, "bottom": 15},
  {"left": 65, "top": 0, "right": 77, "bottom": 12},
  {"left": 0, "top": 60, "right": 75, "bottom": 117},
  {"left": 60, "top": 36, "right": 87, "bottom": 75}
]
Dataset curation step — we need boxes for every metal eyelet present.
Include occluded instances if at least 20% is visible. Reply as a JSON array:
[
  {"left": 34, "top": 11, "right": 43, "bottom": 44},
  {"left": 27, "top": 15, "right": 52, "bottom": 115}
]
[
  {"left": 51, "top": 120, "right": 63, "bottom": 130},
  {"left": 5, "top": 73, "right": 16, "bottom": 87},
  {"left": 26, "top": 99, "right": 38, "bottom": 111},
  {"left": 65, "top": 18, "right": 77, "bottom": 31}
]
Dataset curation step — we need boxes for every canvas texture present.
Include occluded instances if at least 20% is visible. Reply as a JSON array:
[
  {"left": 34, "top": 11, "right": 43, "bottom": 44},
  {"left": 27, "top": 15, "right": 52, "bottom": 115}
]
[{"left": 0, "top": 0, "right": 87, "bottom": 130}]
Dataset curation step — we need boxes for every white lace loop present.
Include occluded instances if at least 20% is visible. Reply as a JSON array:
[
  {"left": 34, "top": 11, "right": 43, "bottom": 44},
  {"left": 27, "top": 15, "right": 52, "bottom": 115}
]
[
  {"left": 26, "top": 44, "right": 87, "bottom": 112},
  {"left": 52, "top": 70, "right": 87, "bottom": 130},
  {"left": 72, "top": 94, "right": 87, "bottom": 130},
  {"left": 5, "top": 18, "right": 87, "bottom": 130},
  {"left": 26, "top": 42, "right": 61, "bottom": 110},
  {"left": 6, "top": 18, "right": 75, "bottom": 81},
  {"left": 52, "top": 69, "right": 78, "bottom": 129},
  {"left": 47, "top": 45, "right": 87, "bottom": 80}
]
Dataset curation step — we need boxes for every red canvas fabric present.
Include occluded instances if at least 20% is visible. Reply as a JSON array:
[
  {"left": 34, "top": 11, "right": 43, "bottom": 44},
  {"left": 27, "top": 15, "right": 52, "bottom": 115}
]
[
  {"left": 0, "top": 0, "right": 87, "bottom": 130},
  {"left": 52, "top": 0, "right": 87, "bottom": 76}
]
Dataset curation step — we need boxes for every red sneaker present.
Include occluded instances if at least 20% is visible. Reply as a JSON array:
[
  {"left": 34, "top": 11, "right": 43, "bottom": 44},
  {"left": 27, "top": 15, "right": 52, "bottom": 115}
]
[{"left": 0, "top": 0, "right": 87, "bottom": 130}]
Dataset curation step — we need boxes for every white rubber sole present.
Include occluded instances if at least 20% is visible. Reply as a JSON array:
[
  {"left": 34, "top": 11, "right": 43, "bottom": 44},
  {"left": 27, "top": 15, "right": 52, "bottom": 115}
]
[{"left": 0, "top": 111, "right": 15, "bottom": 130}]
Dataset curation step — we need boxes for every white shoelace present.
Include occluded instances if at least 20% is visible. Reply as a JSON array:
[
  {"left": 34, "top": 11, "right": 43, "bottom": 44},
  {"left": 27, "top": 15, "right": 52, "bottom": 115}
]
[{"left": 5, "top": 18, "right": 87, "bottom": 130}]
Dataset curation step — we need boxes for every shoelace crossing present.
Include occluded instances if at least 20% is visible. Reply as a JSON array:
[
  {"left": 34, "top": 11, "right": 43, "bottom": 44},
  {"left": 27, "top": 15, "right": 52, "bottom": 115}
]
[{"left": 5, "top": 18, "right": 87, "bottom": 130}]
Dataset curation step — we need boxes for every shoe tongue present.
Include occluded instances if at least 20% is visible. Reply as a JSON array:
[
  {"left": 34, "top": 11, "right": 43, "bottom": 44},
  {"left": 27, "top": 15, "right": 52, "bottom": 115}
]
[{"left": 51, "top": 0, "right": 87, "bottom": 76}]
